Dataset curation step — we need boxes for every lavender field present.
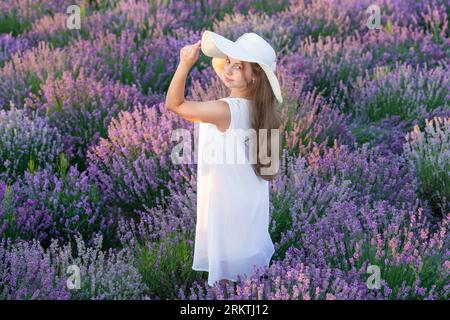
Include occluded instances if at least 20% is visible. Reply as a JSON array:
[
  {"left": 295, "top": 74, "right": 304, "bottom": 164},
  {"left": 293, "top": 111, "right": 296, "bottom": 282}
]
[{"left": 0, "top": 0, "right": 449, "bottom": 300}]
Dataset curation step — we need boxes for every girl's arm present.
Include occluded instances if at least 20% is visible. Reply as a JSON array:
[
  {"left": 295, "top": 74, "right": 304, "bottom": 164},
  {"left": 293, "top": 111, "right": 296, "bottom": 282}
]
[
  {"left": 165, "top": 40, "right": 200, "bottom": 110},
  {"left": 165, "top": 41, "right": 231, "bottom": 131},
  {"left": 165, "top": 62, "right": 190, "bottom": 110}
]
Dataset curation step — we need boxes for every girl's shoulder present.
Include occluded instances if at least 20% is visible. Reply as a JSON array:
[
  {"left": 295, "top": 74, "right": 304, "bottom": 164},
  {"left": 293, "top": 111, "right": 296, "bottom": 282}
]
[
  {"left": 222, "top": 97, "right": 253, "bottom": 103},
  {"left": 220, "top": 97, "right": 254, "bottom": 109}
]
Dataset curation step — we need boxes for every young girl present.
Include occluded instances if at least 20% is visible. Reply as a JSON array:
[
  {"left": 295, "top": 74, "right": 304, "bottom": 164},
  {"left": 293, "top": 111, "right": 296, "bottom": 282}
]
[{"left": 165, "top": 30, "right": 283, "bottom": 290}]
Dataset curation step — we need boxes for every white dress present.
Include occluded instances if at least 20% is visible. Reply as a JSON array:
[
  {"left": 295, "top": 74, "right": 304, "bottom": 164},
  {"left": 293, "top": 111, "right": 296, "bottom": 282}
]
[{"left": 192, "top": 97, "right": 275, "bottom": 287}]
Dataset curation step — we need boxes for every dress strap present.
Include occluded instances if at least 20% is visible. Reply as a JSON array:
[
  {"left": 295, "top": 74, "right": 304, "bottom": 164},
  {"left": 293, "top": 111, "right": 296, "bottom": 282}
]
[{"left": 218, "top": 97, "right": 240, "bottom": 133}]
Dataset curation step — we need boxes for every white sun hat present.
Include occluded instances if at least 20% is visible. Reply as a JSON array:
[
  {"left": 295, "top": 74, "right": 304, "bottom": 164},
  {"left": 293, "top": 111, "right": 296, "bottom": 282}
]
[{"left": 201, "top": 30, "right": 283, "bottom": 103}]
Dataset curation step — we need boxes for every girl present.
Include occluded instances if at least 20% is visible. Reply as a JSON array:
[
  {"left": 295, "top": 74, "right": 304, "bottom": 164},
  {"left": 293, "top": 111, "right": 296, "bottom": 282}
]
[{"left": 165, "top": 30, "right": 283, "bottom": 291}]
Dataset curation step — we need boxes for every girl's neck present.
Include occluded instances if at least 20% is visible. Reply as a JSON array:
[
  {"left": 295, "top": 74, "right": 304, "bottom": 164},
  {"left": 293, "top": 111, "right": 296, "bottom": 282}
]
[
  {"left": 228, "top": 95, "right": 253, "bottom": 100},
  {"left": 228, "top": 89, "right": 253, "bottom": 100}
]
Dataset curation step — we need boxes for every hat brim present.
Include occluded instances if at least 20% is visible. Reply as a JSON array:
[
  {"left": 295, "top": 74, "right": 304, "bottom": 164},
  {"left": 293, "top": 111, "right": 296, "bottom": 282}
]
[
  {"left": 260, "top": 64, "right": 283, "bottom": 103},
  {"left": 202, "top": 30, "right": 283, "bottom": 103},
  {"left": 202, "top": 31, "right": 255, "bottom": 63}
]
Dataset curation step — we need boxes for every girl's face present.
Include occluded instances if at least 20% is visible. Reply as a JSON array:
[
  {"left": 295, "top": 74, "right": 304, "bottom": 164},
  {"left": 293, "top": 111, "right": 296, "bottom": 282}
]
[{"left": 222, "top": 55, "right": 254, "bottom": 90}]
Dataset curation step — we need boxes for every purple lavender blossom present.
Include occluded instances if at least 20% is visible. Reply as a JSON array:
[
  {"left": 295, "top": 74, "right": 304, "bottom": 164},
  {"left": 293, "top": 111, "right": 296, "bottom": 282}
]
[
  {"left": 0, "top": 107, "right": 64, "bottom": 184},
  {"left": 1, "top": 166, "right": 115, "bottom": 247},
  {"left": 87, "top": 103, "right": 196, "bottom": 212}
]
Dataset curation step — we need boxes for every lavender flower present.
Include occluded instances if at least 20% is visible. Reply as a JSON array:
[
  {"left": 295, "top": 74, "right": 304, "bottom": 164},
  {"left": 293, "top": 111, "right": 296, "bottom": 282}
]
[
  {"left": 66, "top": 28, "right": 203, "bottom": 95},
  {"left": 0, "top": 233, "right": 148, "bottom": 300},
  {"left": 403, "top": 116, "right": 450, "bottom": 217},
  {"left": 0, "top": 41, "right": 67, "bottom": 108},
  {"left": 87, "top": 103, "right": 195, "bottom": 212},
  {"left": 0, "top": 33, "right": 29, "bottom": 67},
  {"left": 24, "top": 70, "right": 147, "bottom": 169},
  {"left": 0, "top": 107, "right": 64, "bottom": 184},
  {"left": 1, "top": 163, "right": 114, "bottom": 246},
  {"left": 350, "top": 62, "right": 449, "bottom": 122}
]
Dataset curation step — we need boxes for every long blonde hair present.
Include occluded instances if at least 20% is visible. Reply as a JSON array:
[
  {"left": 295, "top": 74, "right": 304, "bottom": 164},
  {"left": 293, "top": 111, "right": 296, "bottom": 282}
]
[{"left": 245, "top": 62, "right": 282, "bottom": 181}]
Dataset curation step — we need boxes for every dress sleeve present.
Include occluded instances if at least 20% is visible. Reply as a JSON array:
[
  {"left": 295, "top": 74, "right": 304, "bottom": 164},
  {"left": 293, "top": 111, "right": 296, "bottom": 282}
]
[{"left": 217, "top": 98, "right": 238, "bottom": 133}]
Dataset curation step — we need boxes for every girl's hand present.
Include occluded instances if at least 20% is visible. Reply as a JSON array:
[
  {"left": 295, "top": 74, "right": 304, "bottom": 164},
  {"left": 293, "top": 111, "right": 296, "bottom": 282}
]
[{"left": 180, "top": 40, "right": 201, "bottom": 70}]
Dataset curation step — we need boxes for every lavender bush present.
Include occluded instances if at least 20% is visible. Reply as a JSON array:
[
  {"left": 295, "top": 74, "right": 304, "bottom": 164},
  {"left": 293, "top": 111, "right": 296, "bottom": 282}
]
[
  {"left": 278, "top": 88, "right": 355, "bottom": 157},
  {"left": 281, "top": 35, "right": 373, "bottom": 102},
  {"left": 181, "top": 259, "right": 372, "bottom": 300},
  {"left": 116, "top": 166, "right": 201, "bottom": 299},
  {"left": 0, "top": 233, "right": 147, "bottom": 300},
  {"left": 22, "top": 0, "right": 289, "bottom": 50},
  {"left": 363, "top": 24, "right": 449, "bottom": 69},
  {"left": 282, "top": 29, "right": 449, "bottom": 107},
  {"left": 131, "top": 231, "right": 201, "bottom": 300},
  {"left": 181, "top": 207, "right": 449, "bottom": 300},
  {"left": 403, "top": 116, "right": 450, "bottom": 217},
  {"left": 65, "top": 29, "right": 204, "bottom": 95},
  {"left": 0, "top": 33, "right": 29, "bottom": 67},
  {"left": 349, "top": 103, "right": 450, "bottom": 157},
  {"left": 25, "top": 70, "right": 147, "bottom": 169},
  {"left": 0, "top": 107, "right": 64, "bottom": 184},
  {"left": 0, "top": 237, "right": 70, "bottom": 300},
  {"left": 87, "top": 103, "right": 195, "bottom": 213},
  {"left": 0, "top": 156, "right": 115, "bottom": 247},
  {"left": 213, "top": 0, "right": 377, "bottom": 56},
  {"left": 0, "top": 0, "right": 94, "bottom": 35},
  {"left": 269, "top": 143, "right": 421, "bottom": 260},
  {"left": 26, "top": 12, "right": 88, "bottom": 48},
  {"left": 0, "top": 41, "right": 68, "bottom": 109},
  {"left": 117, "top": 183, "right": 197, "bottom": 247},
  {"left": 350, "top": 62, "right": 449, "bottom": 122},
  {"left": 349, "top": 115, "right": 418, "bottom": 155}
]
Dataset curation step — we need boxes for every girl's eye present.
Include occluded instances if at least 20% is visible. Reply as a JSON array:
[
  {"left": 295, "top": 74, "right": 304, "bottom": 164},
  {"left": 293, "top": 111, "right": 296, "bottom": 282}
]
[{"left": 226, "top": 59, "right": 242, "bottom": 70}]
